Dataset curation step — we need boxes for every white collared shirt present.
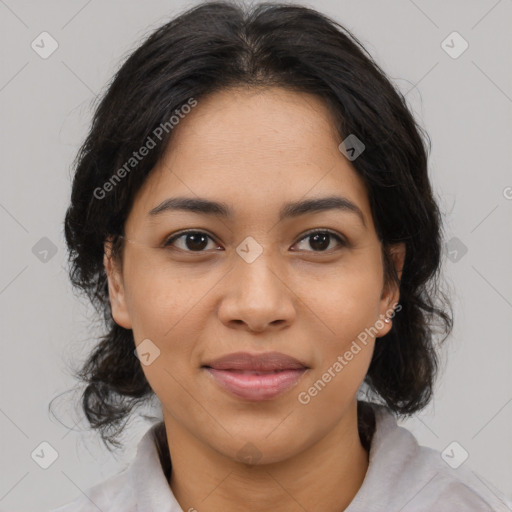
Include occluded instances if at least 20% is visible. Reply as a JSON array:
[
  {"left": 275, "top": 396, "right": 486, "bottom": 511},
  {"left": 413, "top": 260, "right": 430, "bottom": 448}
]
[{"left": 51, "top": 403, "right": 512, "bottom": 511}]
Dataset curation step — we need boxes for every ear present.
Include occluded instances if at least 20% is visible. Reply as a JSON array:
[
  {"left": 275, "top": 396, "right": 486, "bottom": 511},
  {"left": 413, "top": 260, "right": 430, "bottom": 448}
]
[
  {"left": 376, "top": 242, "right": 406, "bottom": 338},
  {"left": 104, "top": 237, "right": 132, "bottom": 329}
]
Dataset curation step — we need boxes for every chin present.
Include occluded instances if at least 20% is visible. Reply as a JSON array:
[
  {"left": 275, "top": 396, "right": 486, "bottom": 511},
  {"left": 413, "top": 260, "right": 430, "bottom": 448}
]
[{"left": 212, "top": 433, "right": 308, "bottom": 467}]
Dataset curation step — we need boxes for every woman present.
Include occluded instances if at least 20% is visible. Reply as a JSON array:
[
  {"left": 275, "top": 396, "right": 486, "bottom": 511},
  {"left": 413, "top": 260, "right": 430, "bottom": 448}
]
[{"left": 51, "top": 1, "right": 511, "bottom": 511}]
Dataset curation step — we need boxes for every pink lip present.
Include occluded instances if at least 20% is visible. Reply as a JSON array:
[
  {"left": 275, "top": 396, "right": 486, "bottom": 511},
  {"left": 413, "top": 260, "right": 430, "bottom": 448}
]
[
  {"left": 202, "top": 351, "right": 310, "bottom": 401},
  {"left": 204, "top": 368, "right": 308, "bottom": 401},
  {"left": 202, "top": 351, "right": 308, "bottom": 371}
]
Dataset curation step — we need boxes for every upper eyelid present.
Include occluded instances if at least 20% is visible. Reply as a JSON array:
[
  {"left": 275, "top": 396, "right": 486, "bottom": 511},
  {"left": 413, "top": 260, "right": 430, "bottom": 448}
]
[{"left": 298, "top": 228, "right": 345, "bottom": 241}]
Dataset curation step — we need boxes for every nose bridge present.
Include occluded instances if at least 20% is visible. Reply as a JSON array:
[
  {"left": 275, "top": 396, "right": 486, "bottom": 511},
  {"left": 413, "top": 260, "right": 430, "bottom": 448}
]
[
  {"left": 233, "top": 240, "right": 283, "bottom": 299},
  {"left": 218, "top": 239, "right": 295, "bottom": 330}
]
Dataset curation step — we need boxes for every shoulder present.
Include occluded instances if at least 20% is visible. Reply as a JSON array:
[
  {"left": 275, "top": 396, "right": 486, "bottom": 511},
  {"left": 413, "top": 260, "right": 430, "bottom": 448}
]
[
  {"left": 49, "top": 423, "right": 164, "bottom": 512},
  {"left": 49, "top": 468, "right": 133, "bottom": 512},
  {"left": 348, "top": 402, "right": 512, "bottom": 512},
  {"left": 394, "top": 442, "right": 510, "bottom": 511},
  {"left": 49, "top": 421, "right": 182, "bottom": 512}
]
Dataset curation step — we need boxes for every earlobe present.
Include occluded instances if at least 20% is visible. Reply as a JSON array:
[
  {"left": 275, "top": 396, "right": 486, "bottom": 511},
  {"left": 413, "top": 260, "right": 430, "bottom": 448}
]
[
  {"left": 104, "top": 239, "right": 132, "bottom": 329},
  {"left": 377, "top": 242, "right": 406, "bottom": 337}
]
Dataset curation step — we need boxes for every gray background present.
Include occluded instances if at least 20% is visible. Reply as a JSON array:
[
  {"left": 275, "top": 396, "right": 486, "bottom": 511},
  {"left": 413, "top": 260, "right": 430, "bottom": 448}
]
[{"left": 1, "top": 0, "right": 511, "bottom": 510}]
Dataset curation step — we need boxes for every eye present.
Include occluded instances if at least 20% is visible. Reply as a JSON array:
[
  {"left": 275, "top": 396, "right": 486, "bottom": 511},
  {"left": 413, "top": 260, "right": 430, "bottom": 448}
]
[
  {"left": 163, "top": 230, "right": 222, "bottom": 252},
  {"left": 162, "top": 228, "right": 347, "bottom": 254},
  {"left": 292, "top": 229, "right": 347, "bottom": 252}
]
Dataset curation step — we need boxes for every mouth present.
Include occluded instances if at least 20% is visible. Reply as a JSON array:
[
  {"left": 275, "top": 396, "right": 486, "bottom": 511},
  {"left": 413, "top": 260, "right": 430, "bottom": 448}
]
[
  {"left": 203, "top": 367, "right": 308, "bottom": 401},
  {"left": 201, "top": 351, "right": 309, "bottom": 401}
]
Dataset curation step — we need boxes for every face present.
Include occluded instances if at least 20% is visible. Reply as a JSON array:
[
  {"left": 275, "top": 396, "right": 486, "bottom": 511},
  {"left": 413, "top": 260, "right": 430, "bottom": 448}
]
[{"left": 105, "top": 86, "right": 404, "bottom": 464}]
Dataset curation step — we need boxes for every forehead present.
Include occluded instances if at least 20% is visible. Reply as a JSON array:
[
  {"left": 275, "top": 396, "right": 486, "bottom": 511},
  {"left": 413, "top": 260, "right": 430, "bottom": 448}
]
[
  {"left": 167, "top": 86, "right": 342, "bottom": 167},
  {"left": 128, "top": 86, "right": 373, "bottom": 228}
]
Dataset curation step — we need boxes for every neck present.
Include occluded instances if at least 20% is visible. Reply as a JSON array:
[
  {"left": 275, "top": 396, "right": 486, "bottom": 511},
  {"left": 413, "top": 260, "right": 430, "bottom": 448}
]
[{"left": 162, "top": 400, "right": 371, "bottom": 512}]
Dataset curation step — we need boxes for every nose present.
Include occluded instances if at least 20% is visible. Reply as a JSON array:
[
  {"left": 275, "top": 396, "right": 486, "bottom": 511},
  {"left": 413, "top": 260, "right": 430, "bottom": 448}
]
[{"left": 217, "top": 251, "right": 296, "bottom": 333}]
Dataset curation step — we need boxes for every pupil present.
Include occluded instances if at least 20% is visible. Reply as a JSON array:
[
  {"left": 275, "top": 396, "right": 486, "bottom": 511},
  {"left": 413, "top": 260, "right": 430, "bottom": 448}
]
[
  {"left": 310, "top": 233, "right": 329, "bottom": 251},
  {"left": 186, "top": 233, "right": 208, "bottom": 251}
]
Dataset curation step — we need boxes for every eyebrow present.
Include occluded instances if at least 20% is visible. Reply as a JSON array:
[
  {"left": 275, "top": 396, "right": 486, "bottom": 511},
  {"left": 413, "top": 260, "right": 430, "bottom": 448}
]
[{"left": 149, "top": 195, "right": 366, "bottom": 226}]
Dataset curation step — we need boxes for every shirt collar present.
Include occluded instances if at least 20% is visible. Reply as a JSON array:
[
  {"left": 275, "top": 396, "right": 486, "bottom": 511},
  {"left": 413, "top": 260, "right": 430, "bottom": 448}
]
[
  {"left": 129, "top": 422, "right": 184, "bottom": 512},
  {"left": 128, "top": 403, "right": 396, "bottom": 512}
]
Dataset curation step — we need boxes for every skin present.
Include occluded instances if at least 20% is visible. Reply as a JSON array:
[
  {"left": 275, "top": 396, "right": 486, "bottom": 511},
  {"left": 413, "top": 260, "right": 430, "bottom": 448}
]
[{"left": 104, "top": 86, "right": 405, "bottom": 512}]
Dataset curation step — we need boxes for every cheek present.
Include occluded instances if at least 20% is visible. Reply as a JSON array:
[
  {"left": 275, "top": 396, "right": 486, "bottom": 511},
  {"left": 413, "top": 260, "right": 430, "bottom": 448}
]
[
  {"left": 122, "top": 261, "right": 207, "bottom": 376},
  {"left": 295, "top": 254, "right": 384, "bottom": 340},
  {"left": 122, "top": 254, "right": 190, "bottom": 337},
  {"left": 126, "top": 283, "right": 201, "bottom": 408},
  {"left": 292, "top": 251, "right": 383, "bottom": 398},
  {"left": 296, "top": 344, "right": 373, "bottom": 431},
  {"left": 295, "top": 269, "right": 380, "bottom": 418}
]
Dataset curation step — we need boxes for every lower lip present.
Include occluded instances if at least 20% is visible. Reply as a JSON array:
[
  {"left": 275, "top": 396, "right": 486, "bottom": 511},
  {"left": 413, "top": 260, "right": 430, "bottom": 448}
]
[{"left": 204, "top": 368, "right": 308, "bottom": 401}]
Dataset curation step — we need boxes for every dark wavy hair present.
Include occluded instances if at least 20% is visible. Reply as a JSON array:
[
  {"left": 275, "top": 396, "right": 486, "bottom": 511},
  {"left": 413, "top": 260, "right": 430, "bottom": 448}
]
[{"left": 50, "top": 0, "right": 453, "bottom": 455}]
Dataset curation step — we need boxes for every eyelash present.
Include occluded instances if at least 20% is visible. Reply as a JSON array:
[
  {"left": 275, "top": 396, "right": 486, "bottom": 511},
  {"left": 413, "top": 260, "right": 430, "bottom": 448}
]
[{"left": 162, "top": 229, "right": 347, "bottom": 253}]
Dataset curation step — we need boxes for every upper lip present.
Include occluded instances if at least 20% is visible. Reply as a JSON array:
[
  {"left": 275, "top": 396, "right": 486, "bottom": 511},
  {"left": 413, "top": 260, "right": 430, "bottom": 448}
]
[{"left": 202, "top": 351, "right": 309, "bottom": 371}]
